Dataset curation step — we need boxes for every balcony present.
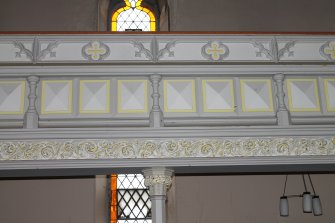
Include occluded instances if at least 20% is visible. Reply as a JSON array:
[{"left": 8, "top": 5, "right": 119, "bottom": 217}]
[{"left": 0, "top": 33, "right": 335, "bottom": 176}]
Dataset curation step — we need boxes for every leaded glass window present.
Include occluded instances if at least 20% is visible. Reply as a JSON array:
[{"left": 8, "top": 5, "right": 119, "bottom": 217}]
[
  {"left": 111, "top": 0, "right": 156, "bottom": 31},
  {"left": 111, "top": 174, "right": 152, "bottom": 223}
]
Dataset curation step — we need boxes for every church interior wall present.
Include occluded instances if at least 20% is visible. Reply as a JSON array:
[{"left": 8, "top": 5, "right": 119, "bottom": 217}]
[
  {"left": 1, "top": 0, "right": 335, "bottom": 32},
  {"left": 0, "top": 0, "right": 99, "bottom": 31},
  {"left": 0, "top": 177, "right": 95, "bottom": 223},
  {"left": 0, "top": 1, "right": 334, "bottom": 223},
  {"left": 0, "top": 174, "right": 334, "bottom": 223}
]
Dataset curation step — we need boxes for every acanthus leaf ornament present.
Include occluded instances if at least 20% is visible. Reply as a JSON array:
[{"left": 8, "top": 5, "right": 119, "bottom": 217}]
[
  {"left": 131, "top": 38, "right": 176, "bottom": 62},
  {"left": 0, "top": 136, "right": 334, "bottom": 161},
  {"left": 252, "top": 38, "right": 295, "bottom": 63},
  {"left": 144, "top": 175, "right": 173, "bottom": 188},
  {"left": 13, "top": 37, "right": 58, "bottom": 63}
]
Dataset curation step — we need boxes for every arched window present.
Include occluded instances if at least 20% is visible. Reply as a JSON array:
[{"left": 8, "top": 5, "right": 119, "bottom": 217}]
[{"left": 110, "top": 0, "right": 157, "bottom": 31}]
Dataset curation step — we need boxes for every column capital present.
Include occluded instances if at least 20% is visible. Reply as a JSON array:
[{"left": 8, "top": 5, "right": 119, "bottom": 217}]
[
  {"left": 150, "top": 74, "right": 162, "bottom": 82},
  {"left": 273, "top": 73, "right": 285, "bottom": 81},
  {"left": 27, "top": 75, "right": 40, "bottom": 82},
  {"left": 143, "top": 167, "right": 174, "bottom": 196}
]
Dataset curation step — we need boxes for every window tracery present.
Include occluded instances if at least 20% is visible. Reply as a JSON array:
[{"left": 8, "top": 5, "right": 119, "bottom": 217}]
[{"left": 110, "top": 0, "right": 156, "bottom": 31}]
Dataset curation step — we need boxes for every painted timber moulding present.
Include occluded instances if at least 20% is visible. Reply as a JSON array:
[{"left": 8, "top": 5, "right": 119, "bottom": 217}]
[
  {"left": 1, "top": 34, "right": 335, "bottom": 63},
  {"left": 0, "top": 136, "right": 334, "bottom": 161}
]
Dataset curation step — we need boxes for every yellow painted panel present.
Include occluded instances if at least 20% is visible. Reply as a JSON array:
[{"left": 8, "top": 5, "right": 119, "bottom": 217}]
[
  {"left": 41, "top": 80, "right": 73, "bottom": 115},
  {"left": 164, "top": 80, "right": 197, "bottom": 113},
  {"left": 79, "top": 80, "right": 110, "bottom": 114},
  {"left": 0, "top": 81, "right": 25, "bottom": 115},
  {"left": 202, "top": 79, "right": 234, "bottom": 112},
  {"left": 117, "top": 80, "right": 148, "bottom": 113},
  {"left": 286, "top": 79, "right": 320, "bottom": 112},
  {"left": 324, "top": 78, "right": 335, "bottom": 112},
  {"left": 240, "top": 79, "right": 274, "bottom": 112}
]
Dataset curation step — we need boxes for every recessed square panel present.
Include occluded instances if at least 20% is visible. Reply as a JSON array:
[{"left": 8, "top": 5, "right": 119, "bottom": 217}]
[
  {"left": 287, "top": 79, "right": 320, "bottom": 112},
  {"left": 80, "top": 80, "right": 110, "bottom": 114},
  {"left": 202, "top": 80, "right": 234, "bottom": 112},
  {"left": 41, "top": 80, "right": 72, "bottom": 114},
  {"left": 117, "top": 80, "right": 148, "bottom": 113},
  {"left": 240, "top": 79, "right": 274, "bottom": 112},
  {"left": 164, "top": 80, "right": 196, "bottom": 112},
  {"left": 324, "top": 79, "right": 335, "bottom": 112},
  {"left": 0, "top": 81, "right": 25, "bottom": 114}
]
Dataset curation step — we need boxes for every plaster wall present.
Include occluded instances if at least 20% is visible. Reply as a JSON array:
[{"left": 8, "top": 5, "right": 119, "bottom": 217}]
[
  {"left": 169, "top": 0, "right": 335, "bottom": 32},
  {"left": 0, "top": 0, "right": 99, "bottom": 31},
  {"left": 0, "top": 174, "right": 334, "bottom": 223},
  {"left": 0, "top": 177, "right": 95, "bottom": 223},
  {"left": 1, "top": 0, "right": 335, "bottom": 32},
  {"left": 172, "top": 174, "right": 335, "bottom": 223}
]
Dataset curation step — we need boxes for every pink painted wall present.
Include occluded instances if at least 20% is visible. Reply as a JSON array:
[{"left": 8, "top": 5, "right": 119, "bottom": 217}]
[
  {"left": 0, "top": 178, "right": 95, "bottom": 223},
  {"left": 171, "top": 174, "right": 335, "bottom": 223}
]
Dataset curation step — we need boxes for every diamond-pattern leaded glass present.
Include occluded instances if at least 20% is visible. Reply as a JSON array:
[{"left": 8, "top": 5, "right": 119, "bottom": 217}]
[
  {"left": 117, "top": 174, "right": 147, "bottom": 189},
  {"left": 112, "top": 174, "right": 152, "bottom": 223},
  {"left": 111, "top": 0, "right": 156, "bottom": 31},
  {"left": 117, "top": 8, "right": 150, "bottom": 31}
]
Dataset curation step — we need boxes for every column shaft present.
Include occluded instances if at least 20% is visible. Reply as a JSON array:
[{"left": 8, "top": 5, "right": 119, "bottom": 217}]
[
  {"left": 24, "top": 75, "right": 39, "bottom": 128},
  {"left": 143, "top": 167, "right": 174, "bottom": 223},
  {"left": 149, "top": 74, "right": 164, "bottom": 127},
  {"left": 273, "top": 73, "right": 290, "bottom": 126}
]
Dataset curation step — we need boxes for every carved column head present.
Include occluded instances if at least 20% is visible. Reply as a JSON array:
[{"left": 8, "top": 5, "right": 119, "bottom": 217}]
[{"left": 143, "top": 167, "right": 174, "bottom": 196}]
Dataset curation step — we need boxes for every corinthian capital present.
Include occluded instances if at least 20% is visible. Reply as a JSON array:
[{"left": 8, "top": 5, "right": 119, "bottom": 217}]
[{"left": 143, "top": 167, "right": 174, "bottom": 196}]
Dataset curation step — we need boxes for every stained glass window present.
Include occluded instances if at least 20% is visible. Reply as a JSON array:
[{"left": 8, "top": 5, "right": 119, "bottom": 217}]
[
  {"left": 111, "top": 0, "right": 156, "bottom": 31},
  {"left": 110, "top": 174, "right": 152, "bottom": 223}
]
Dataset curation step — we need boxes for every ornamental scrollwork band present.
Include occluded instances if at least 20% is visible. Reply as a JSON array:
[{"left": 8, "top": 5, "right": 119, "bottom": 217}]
[{"left": 0, "top": 137, "right": 334, "bottom": 161}]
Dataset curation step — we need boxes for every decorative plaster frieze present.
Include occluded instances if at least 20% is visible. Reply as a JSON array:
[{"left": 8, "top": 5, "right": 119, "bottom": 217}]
[
  {"left": 320, "top": 41, "right": 335, "bottom": 61},
  {"left": 252, "top": 38, "right": 295, "bottom": 62},
  {"left": 82, "top": 41, "right": 110, "bottom": 62},
  {"left": 132, "top": 41, "right": 152, "bottom": 59},
  {"left": 13, "top": 38, "right": 58, "bottom": 63},
  {"left": 0, "top": 136, "right": 334, "bottom": 161},
  {"left": 201, "top": 41, "right": 229, "bottom": 61},
  {"left": 157, "top": 41, "right": 176, "bottom": 59},
  {"left": 132, "top": 39, "right": 175, "bottom": 61}
]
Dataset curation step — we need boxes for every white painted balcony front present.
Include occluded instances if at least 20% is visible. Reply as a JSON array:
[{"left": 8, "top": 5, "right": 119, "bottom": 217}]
[{"left": 0, "top": 33, "right": 335, "bottom": 177}]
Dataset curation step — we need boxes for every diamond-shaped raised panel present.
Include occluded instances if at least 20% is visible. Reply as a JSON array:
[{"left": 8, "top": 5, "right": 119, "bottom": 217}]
[
  {"left": 0, "top": 81, "right": 25, "bottom": 114},
  {"left": 118, "top": 80, "right": 148, "bottom": 113},
  {"left": 240, "top": 79, "right": 274, "bottom": 112},
  {"left": 287, "top": 79, "right": 320, "bottom": 112},
  {"left": 80, "top": 80, "right": 110, "bottom": 114},
  {"left": 164, "top": 80, "right": 196, "bottom": 112},
  {"left": 202, "top": 80, "right": 234, "bottom": 112},
  {"left": 324, "top": 79, "right": 335, "bottom": 112},
  {"left": 41, "top": 80, "right": 72, "bottom": 114}
]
